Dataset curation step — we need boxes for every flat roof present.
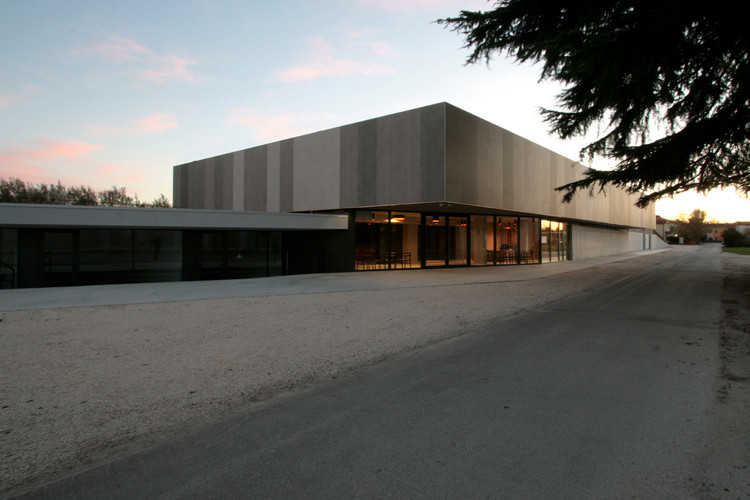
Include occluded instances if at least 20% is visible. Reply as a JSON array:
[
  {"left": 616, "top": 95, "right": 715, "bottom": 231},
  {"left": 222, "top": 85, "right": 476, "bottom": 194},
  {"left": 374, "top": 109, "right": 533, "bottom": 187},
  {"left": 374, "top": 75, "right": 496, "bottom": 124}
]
[{"left": 0, "top": 203, "right": 349, "bottom": 231}]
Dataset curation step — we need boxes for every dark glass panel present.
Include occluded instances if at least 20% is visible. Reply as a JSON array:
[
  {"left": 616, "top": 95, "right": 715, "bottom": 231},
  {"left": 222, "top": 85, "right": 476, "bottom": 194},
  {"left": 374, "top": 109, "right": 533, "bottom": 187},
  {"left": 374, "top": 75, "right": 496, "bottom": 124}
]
[
  {"left": 43, "top": 231, "right": 75, "bottom": 286},
  {"left": 424, "top": 215, "right": 446, "bottom": 267},
  {"left": 134, "top": 230, "right": 182, "bottom": 283},
  {"left": 227, "top": 231, "right": 269, "bottom": 279},
  {"left": 0, "top": 229, "right": 18, "bottom": 289},
  {"left": 449, "top": 216, "right": 468, "bottom": 266},
  {"left": 268, "top": 231, "right": 283, "bottom": 276},
  {"left": 79, "top": 229, "right": 133, "bottom": 285}
]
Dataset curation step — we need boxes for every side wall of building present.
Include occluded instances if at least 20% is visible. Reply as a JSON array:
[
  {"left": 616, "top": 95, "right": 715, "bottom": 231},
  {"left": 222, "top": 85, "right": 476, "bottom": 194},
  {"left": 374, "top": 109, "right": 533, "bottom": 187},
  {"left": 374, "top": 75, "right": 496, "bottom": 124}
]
[
  {"left": 444, "top": 105, "right": 655, "bottom": 229},
  {"left": 571, "top": 225, "right": 667, "bottom": 259},
  {"left": 174, "top": 104, "right": 447, "bottom": 212}
]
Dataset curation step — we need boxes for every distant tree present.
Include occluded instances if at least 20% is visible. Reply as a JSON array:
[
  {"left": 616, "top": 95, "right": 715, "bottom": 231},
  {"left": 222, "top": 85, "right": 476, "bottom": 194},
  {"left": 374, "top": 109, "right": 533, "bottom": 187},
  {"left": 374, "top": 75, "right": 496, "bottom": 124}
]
[
  {"left": 678, "top": 209, "right": 708, "bottom": 242},
  {"left": 67, "top": 185, "right": 98, "bottom": 206},
  {"left": 0, "top": 178, "right": 170, "bottom": 208},
  {"left": 147, "top": 193, "right": 171, "bottom": 208},
  {"left": 97, "top": 186, "right": 134, "bottom": 207},
  {"left": 440, "top": 1, "right": 750, "bottom": 207},
  {"left": 0, "top": 178, "right": 29, "bottom": 203},
  {"left": 722, "top": 227, "right": 747, "bottom": 247}
]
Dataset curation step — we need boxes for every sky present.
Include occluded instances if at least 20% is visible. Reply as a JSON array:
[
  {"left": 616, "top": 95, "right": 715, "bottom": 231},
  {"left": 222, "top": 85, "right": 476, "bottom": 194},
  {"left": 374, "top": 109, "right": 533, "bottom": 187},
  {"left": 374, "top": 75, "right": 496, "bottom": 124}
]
[{"left": 2, "top": 0, "right": 749, "bottom": 222}]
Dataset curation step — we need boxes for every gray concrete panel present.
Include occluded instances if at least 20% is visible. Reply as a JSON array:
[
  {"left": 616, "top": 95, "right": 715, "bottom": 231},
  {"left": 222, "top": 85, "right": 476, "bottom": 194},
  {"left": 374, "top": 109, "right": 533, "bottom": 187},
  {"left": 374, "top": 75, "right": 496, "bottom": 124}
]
[
  {"left": 446, "top": 104, "right": 477, "bottom": 204},
  {"left": 357, "top": 119, "right": 377, "bottom": 206},
  {"left": 188, "top": 161, "right": 205, "bottom": 209},
  {"left": 339, "top": 124, "right": 359, "bottom": 208},
  {"left": 245, "top": 146, "right": 268, "bottom": 212},
  {"left": 203, "top": 157, "right": 214, "bottom": 209},
  {"left": 420, "top": 104, "right": 446, "bottom": 202},
  {"left": 292, "top": 128, "right": 341, "bottom": 212},
  {"left": 280, "top": 140, "right": 294, "bottom": 213},
  {"left": 232, "top": 151, "right": 244, "bottom": 211},
  {"left": 476, "top": 117, "right": 503, "bottom": 207},
  {"left": 267, "top": 143, "right": 281, "bottom": 212},
  {"left": 212, "top": 155, "right": 224, "bottom": 210},
  {"left": 502, "top": 131, "right": 515, "bottom": 206},
  {"left": 222, "top": 153, "right": 234, "bottom": 210},
  {"left": 376, "top": 109, "right": 421, "bottom": 205},
  {"left": 173, "top": 165, "right": 186, "bottom": 208}
]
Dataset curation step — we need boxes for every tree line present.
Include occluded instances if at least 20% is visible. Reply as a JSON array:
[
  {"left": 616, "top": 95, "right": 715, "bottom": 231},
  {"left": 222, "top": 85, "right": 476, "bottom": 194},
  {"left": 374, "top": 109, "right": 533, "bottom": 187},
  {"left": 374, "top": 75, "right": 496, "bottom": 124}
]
[{"left": 0, "top": 178, "right": 170, "bottom": 208}]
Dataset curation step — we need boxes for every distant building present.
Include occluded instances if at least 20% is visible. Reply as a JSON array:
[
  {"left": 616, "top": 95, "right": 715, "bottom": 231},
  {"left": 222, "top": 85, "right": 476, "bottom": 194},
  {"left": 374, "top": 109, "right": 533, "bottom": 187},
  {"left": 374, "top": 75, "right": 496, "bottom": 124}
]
[{"left": 705, "top": 223, "right": 732, "bottom": 242}]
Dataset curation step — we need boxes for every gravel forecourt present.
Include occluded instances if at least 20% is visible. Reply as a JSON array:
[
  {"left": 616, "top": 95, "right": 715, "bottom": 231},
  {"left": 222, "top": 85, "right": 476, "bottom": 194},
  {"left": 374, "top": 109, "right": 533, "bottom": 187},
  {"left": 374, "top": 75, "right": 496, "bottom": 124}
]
[{"left": 1, "top": 247, "right": 747, "bottom": 496}]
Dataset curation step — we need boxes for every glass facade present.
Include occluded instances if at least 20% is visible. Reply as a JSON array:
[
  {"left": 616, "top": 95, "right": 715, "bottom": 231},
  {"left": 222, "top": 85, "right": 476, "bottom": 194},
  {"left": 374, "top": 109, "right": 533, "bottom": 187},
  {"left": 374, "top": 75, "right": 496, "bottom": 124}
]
[
  {"left": 0, "top": 229, "right": 18, "bottom": 289},
  {"left": 1, "top": 228, "right": 282, "bottom": 288},
  {"left": 352, "top": 209, "right": 568, "bottom": 270},
  {"left": 1, "top": 210, "right": 570, "bottom": 287}
]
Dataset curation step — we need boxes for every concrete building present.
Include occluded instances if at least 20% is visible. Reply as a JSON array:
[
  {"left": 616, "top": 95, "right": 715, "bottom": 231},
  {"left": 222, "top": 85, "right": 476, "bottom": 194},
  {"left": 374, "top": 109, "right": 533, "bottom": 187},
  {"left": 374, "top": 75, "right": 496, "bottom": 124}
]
[
  {"left": 175, "top": 102, "right": 661, "bottom": 270},
  {"left": 0, "top": 103, "right": 664, "bottom": 289}
]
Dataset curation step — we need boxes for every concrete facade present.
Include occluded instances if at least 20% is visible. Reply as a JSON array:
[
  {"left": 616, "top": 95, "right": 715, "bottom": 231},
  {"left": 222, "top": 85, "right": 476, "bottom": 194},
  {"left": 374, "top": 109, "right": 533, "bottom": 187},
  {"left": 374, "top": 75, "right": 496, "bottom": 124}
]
[
  {"left": 571, "top": 225, "right": 659, "bottom": 260},
  {"left": 174, "top": 103, "right": 654, "bottom": 231}
]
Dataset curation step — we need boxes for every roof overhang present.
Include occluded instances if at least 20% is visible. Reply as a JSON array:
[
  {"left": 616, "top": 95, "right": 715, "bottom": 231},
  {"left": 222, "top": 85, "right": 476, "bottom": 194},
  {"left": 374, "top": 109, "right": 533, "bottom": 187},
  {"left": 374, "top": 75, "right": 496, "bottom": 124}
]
[{"left": 0, "top": 204, "right": 349, "bottom": 231}]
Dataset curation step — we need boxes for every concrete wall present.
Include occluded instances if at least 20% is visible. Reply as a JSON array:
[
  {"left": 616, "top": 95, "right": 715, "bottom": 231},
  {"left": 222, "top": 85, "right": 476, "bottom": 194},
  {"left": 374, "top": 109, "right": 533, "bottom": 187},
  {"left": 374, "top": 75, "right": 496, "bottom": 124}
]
[
  {"left": 174, "top": 102, "right": 654, "bottom": 231},
  {"left": 571, "top": 225, "right": 667, "bottom": 259},
  {"left": 444, "top": 105, "right": 654, "bottom": 229},
  {"left": 571, "top": 225, "right": 633, "bottom": 259},
  {"left": 174, "top": 104, "right": 446, "bottom": 212}
]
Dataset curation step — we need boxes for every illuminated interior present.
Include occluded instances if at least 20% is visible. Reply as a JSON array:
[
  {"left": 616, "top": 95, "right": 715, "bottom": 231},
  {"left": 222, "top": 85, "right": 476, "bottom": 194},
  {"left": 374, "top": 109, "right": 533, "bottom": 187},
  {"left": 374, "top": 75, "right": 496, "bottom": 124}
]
[{"left": 354, "top": 210, "right": 567, "bottom": 270}]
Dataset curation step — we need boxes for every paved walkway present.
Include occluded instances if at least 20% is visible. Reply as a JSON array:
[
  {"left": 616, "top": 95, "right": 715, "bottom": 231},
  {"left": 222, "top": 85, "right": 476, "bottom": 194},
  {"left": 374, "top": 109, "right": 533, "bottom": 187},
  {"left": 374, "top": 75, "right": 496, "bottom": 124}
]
[{"left": 0, "top": 249, "right": 671, "bottom": 311}]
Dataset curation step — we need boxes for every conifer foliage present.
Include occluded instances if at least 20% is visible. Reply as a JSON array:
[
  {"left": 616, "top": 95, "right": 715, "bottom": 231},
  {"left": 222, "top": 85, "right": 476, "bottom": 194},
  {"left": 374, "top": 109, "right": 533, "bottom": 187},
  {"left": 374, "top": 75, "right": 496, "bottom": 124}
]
[{"left": 440, "top": 1, "right": 750, "bottom": 206}]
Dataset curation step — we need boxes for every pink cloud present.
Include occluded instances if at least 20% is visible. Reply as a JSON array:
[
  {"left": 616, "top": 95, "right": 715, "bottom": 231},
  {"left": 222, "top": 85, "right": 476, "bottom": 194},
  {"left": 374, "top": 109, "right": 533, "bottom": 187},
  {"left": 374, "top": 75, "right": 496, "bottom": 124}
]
[
  {"left": 22, "top": 140, "right": 103, "bottom": 161},
  {"left": 0, "top": 139, "right": 104, "bottom": 184},
  {"left": 94, "top": 36, "right": 151, "bottom": 63},
  {"left": 88, "top": 113, "right": 178, "bottom": 138},
  {"left": 0, "top": 84, "right": 44, "bottom": 109},
  {"left": 361, "top": 41, "right": 402, "bottom": 58},
  {"left": 89, "top": 36, "right": 200, "bottom": 84},
  {"left": 138, "top": 55, "right": 199, "bottom": 83},
  {"left": 0, "top": 138, "right": 164, "bottom": 198},
  {"left": 224, "top": 107, "right": 339, "bottom": 143},
  {"left": 0, "top": 94, "right": 23, "bottom": 108},
  {"left": 134, "top": 113, "right": 178, "bottom": 133},
  {"left": 276, "top": 36, "right": 396, "bottom": 83}
]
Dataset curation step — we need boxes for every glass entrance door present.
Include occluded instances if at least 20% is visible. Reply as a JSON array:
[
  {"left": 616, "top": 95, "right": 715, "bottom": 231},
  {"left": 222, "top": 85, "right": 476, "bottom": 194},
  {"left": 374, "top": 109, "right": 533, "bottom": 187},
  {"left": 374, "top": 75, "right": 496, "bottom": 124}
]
[
  {"left": 424, "top": 215, "right": 446, "bottom": 267},
  {"left": 449, "top": 216, "right": 468, "bottom": 265}
]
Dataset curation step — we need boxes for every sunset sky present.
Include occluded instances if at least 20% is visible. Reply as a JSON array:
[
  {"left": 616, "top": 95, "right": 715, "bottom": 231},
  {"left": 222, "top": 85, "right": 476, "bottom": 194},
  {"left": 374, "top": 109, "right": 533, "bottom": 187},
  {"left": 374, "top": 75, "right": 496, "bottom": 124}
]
[{"left": 2, "top": 0, "right": 748, "bottom": 222}]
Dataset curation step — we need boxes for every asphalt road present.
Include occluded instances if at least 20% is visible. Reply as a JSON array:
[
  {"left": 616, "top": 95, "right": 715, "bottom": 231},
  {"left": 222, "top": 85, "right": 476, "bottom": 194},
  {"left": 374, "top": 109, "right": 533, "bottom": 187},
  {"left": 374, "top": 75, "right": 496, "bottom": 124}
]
[{"left": 15, "top": 246, "right": 735, "bottom": 499}]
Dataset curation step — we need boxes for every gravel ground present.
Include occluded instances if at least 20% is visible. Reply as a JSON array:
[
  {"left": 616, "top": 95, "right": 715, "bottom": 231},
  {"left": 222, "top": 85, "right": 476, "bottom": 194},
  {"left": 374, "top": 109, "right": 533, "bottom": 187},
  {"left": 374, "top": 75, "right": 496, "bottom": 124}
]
[{"left": 0, "top": 249, "right": 705, "bottom": 495}]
